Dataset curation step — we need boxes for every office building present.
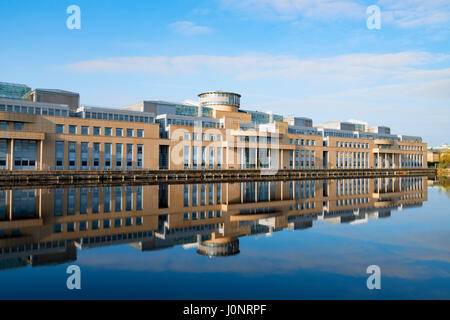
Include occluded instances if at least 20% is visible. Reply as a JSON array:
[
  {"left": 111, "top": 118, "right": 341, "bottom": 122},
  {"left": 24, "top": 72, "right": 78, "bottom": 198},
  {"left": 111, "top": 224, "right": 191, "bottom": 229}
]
[{"left": 0, "top": 82, "right": 427, "bottom": 171}]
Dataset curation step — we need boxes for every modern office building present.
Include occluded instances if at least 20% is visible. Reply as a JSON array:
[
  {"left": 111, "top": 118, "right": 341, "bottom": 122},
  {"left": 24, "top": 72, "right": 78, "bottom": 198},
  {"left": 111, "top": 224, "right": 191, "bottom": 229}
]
[{"left": 0, "top": 82, "right": 427, "bottom": 171}]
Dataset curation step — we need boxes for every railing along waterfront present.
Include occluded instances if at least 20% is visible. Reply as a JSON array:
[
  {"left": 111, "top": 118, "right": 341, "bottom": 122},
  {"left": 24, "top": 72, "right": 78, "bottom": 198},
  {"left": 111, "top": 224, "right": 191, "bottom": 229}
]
[{"left": 0, "top": 168, "right": 437, "bottom": 187}]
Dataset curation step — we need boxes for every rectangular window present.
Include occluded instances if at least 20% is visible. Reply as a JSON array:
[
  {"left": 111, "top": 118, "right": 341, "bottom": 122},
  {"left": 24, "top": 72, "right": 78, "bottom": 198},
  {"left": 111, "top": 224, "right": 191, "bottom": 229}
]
[
  {"left": 192, "top": 146, "right": 198, "bottom": 168},
  {"left": 137, "top": 144, "right": 143, "bottom": 169},
  {"left": 126, "top": 144, "right": 133, "bottom": 169},
  {"left": 14, "top": 122, "right": 24, "bottom": 131},
  {"left": 126, "top": 129, "right": 133, "bottom": 137},
  {"left": 56, "top": 124, "right": 64, "bottom": 134},
  {"left": 93, "top": 143, "right": 100, "bottom": 169},
  {"left": 126, "top": 186, "right": 133, "bottom": 211},
  {"left": 103, "top": 187, "right": 111, "bottom": 213},
  {"left": 104, "top": 143, "right": 112, "bottom": 169},
  {"left": 80, "top": 142, "right": 89, "bottom": 169},
  {"left": 115, "top": 143, "right": 122, "bottom": 169},
  {"left": 68, "top": 142, "right": 77, "bottom": 169},
  {"left": 116, "top": 128, "right": 123, "bottom": 137},
  {"left": 184, "top": 185, "right": 189, "bottom": 207},
  {"left": 81, "top": 126, "right": 89, "bottom": 135},
  {"left": 93, "top": 127, "right": 101, "bottom": 135},
  {"left": 69, "top": 125, "right": 77, "bottom": 134},
  {"left": 137, "top": 129, "right": 144, "bottom": 137},
  {"left": 55, "top": 141, "right": 64, "bottom": 169},
  {"left": 115, "top": 187, "right": 122, "bottom": 212},
  {"left": 105, "top": 127, "right": 112, "bottom": 136},
  {"left": 136, "top": 186, "right": 143, "bottom": 210}
]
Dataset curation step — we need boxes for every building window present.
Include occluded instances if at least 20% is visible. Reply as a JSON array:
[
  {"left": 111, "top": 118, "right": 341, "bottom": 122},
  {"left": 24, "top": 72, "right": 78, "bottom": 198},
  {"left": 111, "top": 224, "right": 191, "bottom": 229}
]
[
  {"left": 14, "top": 122, "right": 24, "bottom": 131},
  {"left": 104, "top": 143, "right": 112, "bottom": 169},
  {"left": 137, "top": 129, "right": 144, "bottom": 137},
  {"left": 54, "top": 224, "right": 62, "bottom": 233},
  {"left": 68, "top": 142, "right": 77, "bottom": 169},
  {"left": 115, "top": 143, "right": 123, "bottom": 169},
  {"left": 81, "top": 126, "right": 89, "bottom": 135},
  {"left": 116, "top": 128, "right": 123, "bottom": 137},
  {"left": 126, "top": 129, "right": 133, "bottom": 137},
  {"left": 56, "top": 124, "right": 64, "bottom": 134},
  {"left": 80, "top": 142, "right": 89, "bottom": 169},
  {"left": 137, "top": 144, "right": 143, "bottom": 169},
  {"left": 93, "top": 127, "right": 101, "bottom": 135},
  {"left": 69, "top": 125, "right": 77, "bottom": 134},
  {"left": 105, "top": 127, "right": 112, "bottom": 136},
  {"left": 55, "top": 141, "right": 64, "bottom": 169},
  {"left": 126, "top": 144, "right": 133, "bottom": 169}
]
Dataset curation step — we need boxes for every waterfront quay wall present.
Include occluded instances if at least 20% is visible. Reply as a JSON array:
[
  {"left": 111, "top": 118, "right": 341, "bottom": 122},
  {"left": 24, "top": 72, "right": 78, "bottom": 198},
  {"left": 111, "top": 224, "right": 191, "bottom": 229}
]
[{"left": 0, "top": 168, "right": 437, "bottom": 188}]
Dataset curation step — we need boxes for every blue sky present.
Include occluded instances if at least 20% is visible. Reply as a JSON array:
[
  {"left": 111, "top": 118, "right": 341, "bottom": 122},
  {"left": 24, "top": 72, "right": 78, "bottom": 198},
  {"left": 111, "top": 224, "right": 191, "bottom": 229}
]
[{"left": 0, "top": 0, "right": 449, "bottom": 146}]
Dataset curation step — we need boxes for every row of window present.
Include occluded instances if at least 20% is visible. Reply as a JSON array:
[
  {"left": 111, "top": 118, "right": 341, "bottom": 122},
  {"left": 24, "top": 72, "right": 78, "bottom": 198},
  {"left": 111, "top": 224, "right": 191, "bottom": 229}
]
[
  {"left": 55, "top": 216, "right": 144, "bottom": 233},
  {"left": 289, "top": 138, "right": 316, "bottom": 146},
  {"left": 0, "top": 104, "right": 70, "bottom": 117},
  {"left": 56, "top": 125, "right": 144, "bottom": 137},
  {"left": 84, "top": 111, "right": 154, "bottom": 123},
  {"left": 400, "top": 145, "right": 423, "bottom": 151},
  {"left": 165, "top": 118, "right": 223, "bottom": 128},
  {"left": 183, "top": 132, "right": 222, "bottom": 141},
  {"left": 54, "top": 187, "right": 143, "bottom": 216},
  {"left": 183, "top": 184, "right": 222, "bottom": 207},
  {"left": 0, "top": 121, "right": 24, "bottom": 131},
  {"left": 335, "top": 197, "right": 370, "bottom": 206},
  {"left": 336, "top": 179, "right": 369, "bottom": 196},
  {"left": 289, "top": 150, "right": 316, "bottom": 169},
  {"left": 336, "top": 141, "right": 370, "bottom": 149},
  {"left": 183, "top": 210, "right": 222, "bottom": 221},
  {"left": 55, "top": 142, "right": 144, "bottom": 170},
  {"left": 336, "top": 152, "right": 370, "bottom": 169},
  {"left": 240, "top": 136, "right": 275, "bottom": 143},
  {"left": 289, "top": 201, "right": 316, "bottom": 211},
  {"left": 183, "top": 146, "right": 224, "bottom": 169}
]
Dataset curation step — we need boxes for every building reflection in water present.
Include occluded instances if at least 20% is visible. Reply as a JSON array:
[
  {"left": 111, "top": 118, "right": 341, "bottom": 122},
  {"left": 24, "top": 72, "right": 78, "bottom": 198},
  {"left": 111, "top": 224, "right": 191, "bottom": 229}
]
[{"left": 0, "top": 177, "right": 427, "bottom": 269}]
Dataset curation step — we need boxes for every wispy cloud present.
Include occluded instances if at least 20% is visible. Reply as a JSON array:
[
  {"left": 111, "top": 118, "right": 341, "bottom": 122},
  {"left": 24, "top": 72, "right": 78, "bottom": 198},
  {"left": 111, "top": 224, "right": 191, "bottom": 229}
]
[
  {"left": 169, "top": 21, "right": 213, "bottom": 35},
  {"left": 379, "top": 0, "right": 450, "bottom": 28},
  {"left": 64, "top": 51, "right": 449, "bottom": 83},
  {"left": 220, "top": 0, "right": 365, "bottom": 21},
  {"left": 220, "top": 0, "right": 450, "bottom": 27}
]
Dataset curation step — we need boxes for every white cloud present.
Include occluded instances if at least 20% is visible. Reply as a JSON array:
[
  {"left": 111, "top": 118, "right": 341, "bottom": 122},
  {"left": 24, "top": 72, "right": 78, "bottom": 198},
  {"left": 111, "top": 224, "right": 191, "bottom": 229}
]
[
  {"left": 220, "top": 0, "right": 450, "bottom": 27},
  {"left": 220, "top": 0, "right": 365, "bottom": 20},
  {"left": 64, "top": 51, "right": 449, "bottom": 83},
  {"left": 169, "top": 21, "right": 213, "bottom": 35},
  {"left": 379, "top": 0, "right": 450, "bottom": 28}
]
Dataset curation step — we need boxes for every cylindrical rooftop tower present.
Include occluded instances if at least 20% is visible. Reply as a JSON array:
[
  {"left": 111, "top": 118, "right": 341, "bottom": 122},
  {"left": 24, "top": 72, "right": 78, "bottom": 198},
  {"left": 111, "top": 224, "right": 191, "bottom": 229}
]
[{"left": 198, "top": 91, "right": 241, "bottom": 113}]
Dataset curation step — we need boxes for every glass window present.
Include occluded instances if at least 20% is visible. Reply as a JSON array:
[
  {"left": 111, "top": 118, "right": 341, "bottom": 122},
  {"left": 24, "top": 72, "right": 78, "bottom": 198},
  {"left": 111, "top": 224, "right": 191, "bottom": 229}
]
[
  {"left": 116, "top": 128, "right": 123, "bottom": 137},
  {"left": 93, "top": 127, "right": 101, "bottom": 135},
  {"left": 81, "top": 126, "right": 89, "bottom": 135},
  {"left": 69, "top": 125, "right": 77, "bottom": 134},
  {"left": 14, "top": 122, "right": 24, "bottom": 131},
  {"left": 137, "top": 129, "right": 144, "bottom": 137},
  {"left": 56, "top": 124, "right": 64, "bottom": 134},
  {"left": 126, "top": 129, "right": 133, "bottom": 137},
  {"left": 105, "top": 127, "right": 112, "bottom": 136},
  {"left": 0, "top": 122, "right": 8, "bottom": 130}
]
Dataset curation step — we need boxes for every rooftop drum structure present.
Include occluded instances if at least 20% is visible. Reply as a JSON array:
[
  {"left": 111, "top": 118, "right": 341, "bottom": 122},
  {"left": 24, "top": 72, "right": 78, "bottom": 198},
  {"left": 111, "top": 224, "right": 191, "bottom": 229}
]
[{"left": 198, "top": 91, "right": 241, "bottom": 113}]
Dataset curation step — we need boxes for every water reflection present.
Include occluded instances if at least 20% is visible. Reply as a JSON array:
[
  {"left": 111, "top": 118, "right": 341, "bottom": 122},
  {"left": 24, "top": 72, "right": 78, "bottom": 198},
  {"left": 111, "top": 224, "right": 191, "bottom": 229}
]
[{"left": 0, "top": 177, "right": 427, "bottom": 269}]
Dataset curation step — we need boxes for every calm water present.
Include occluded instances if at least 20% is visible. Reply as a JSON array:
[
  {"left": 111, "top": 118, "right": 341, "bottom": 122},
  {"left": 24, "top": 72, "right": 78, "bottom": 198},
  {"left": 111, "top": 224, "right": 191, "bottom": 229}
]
[{"left": 0, "top": 177, "right": 449, "bottom": 299}]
